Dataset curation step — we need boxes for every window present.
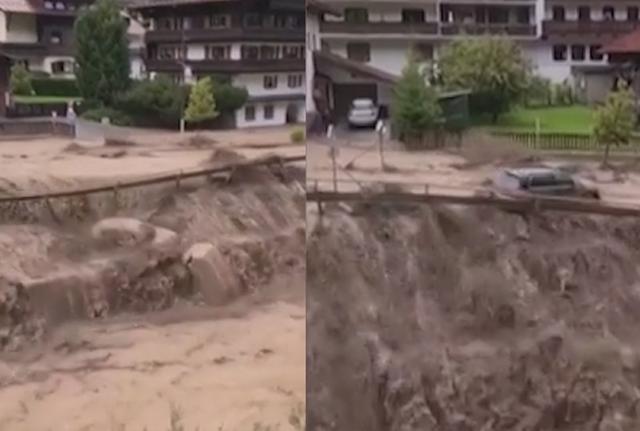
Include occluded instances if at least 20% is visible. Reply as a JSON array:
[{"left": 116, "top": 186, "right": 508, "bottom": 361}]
[
  {"left": 51, "top": 60, "right": 67, "bottom": 74},
  {"left": 282, "top": 45, "right": 304, "bottom": 59},
  {"left": 264, "top": 75, "right": 278, "bottom": 89},
  {"left": 552, "top": 6, "right": 565, "bottom": 21},
  {"left": 207, "top": 14, "right": 229, "bottom": 28},
  {"left": 516, "top": 7, "right": 530, "bottom": 24},
  {"left": 488, "top": 6, "right": 509, "bottom": 23},
  {"left": 286, "top": 14, "right": 304, "bottom": 28},
  {"left": 264, "top": 104, "right": 274, "bottom": 120},
  {"left": 50, "top": 31, "right": 62, "bottom": 45},
  {"left": 241, "top": 45, "right": 259, "bottom": 60},
  {"left": 245, "top": 106, "right": 255, "bottom": 121},
  {"left": 590, "top": 45, "right": 604, "bottom": 61},
  {"left": 245, "top": 13, "right": 261, "bottom": 27},
  {"left": 415, "top": 43, "right": 433, "bottom": 61},
  {"left": 629, "top": 6, "right": 639, "bottom": 21},
  {"left": 287, "top": 74, "right": 303, "bottom": 88},
  {"left": 260, "top": 45, "right": 279, "bottom": 60},
  {"left": 578, "top": 6, "right": 590, "bottom": 21},
  {"left": 346, "top": 42, "right": 370, "bottom": 62},
  {"left": 553, "top": 44, "right": 567, "bottom": 61},
  {"left": 44, "top": 0, "right": 53, "bottom": 8},
  {"left": 571, "top": 45, "right": 585, "bottom": 61},
  {"left": 401, "top": 9, "right": 425, "bottom": 24},
  {"left": 602, "top": 6, "right": 615, "bottom": 21},
  {"left": 157, "top": 45, "right": 186, "bottom": 60},
  {"left": 344, "top": 8, "right": 368, "bottom": 23},
  {"left": 157, "top": 17, "right": 183, "bottom": 30},
  {"left": 55, "top": 1, "right": 65, "bottom": 10},
  {"left": 205, "top": 45, "right": 230, "bottom": 60}
]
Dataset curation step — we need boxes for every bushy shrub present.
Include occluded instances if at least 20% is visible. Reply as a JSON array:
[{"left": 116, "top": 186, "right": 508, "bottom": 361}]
[
  {"left": 10, "top": 64, "right": 33, "bottom": 96},
  {"left": 212, "top": 82, "right": 248, "bottom": 113},
  {"left": 114, "top": 76, "right": 187, "bottom": 128},
  {"left": 32, "top": 78, "right": 80, "bottom": 97},
  {"left": 525, "top": 75, "right": 553, "bottom": 107},
  {"left": 290, "top": 127, "right": 305, "bottom": 143},
  {"left": 554, "top": 80, "right": 574, "bottom": 106},
  {"left": 81, "top": 107, "right": 132, "bottom": 126}
]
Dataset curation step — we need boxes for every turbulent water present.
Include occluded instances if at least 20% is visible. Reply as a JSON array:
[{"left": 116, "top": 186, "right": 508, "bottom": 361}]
[
  {"left": 308, "top": 203, "right": 640, "bottom": 431},
  {"left": 0, "top": 165, "right": 305, "bottom": 351}
]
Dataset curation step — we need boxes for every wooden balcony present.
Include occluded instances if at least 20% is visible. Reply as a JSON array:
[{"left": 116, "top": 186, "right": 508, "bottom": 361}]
[
  {"left": 320, "top": 21, "right": 438, "bottom": 35},
  {"left": 145, "top": 26, "right": 304, "bottom": 43},
  {"left": 0, "top": 42, "right": 73, "bottom": 57},
  {"left": 145, "top": 58, "right": 304, "bottom": 74},
  {"left": 542, "top": 20, "right": 640, "bottom": 37},
  {"left": 440, "top": 23, "right": 536, "bottom": 36}
]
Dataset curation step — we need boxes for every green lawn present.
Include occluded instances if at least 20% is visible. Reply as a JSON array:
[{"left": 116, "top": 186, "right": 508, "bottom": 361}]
[
  {"left": 478, "top": 105, "right": 595, "bottom": 135},
  {"left": 13, "top": 95, "right": 80, "bottom": 104}
]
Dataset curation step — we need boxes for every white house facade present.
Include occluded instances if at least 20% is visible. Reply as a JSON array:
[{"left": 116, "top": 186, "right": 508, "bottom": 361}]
[
  {"left": 130, "top": 0, "right": 305, "bottom": 129},
  {"left": 316, "top": 0, "right": 640, "bottom": 107}
]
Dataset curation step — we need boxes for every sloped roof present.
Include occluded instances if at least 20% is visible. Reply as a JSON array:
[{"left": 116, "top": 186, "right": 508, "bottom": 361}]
[
  {"left": 601, "top": 28, "right": 640, "bottom": 54},
  {"left": 314, "top": 49, "right": 399, "bottom": 84},
  {"left": 0, "top": 0, "right": 36, "bottom": 13},
  {"left": 307, "top": 0, "right": 340, "bottom": 16}
]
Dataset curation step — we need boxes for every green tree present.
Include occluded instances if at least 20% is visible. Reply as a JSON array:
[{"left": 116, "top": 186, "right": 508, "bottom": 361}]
[
  {"left": 594, "top": 81, "right": 636, "bottom": 166},
  {"left": 9, "top": 64, "right": 33, "bottom": 96},
  {"left": 391, "top": 53, "right": 442, "bottom": 146},
  {"left": 438, "top": 38, "right": 531, "bottom": 122},
  {"left": 74, "top": 0, "right": 130, "bottom": 106},
  {"left": 115, "top": 76, "right": 187, "bottom": 128},
  {"left": 184, "top": 77, "right": 218, "bottom": 123}
]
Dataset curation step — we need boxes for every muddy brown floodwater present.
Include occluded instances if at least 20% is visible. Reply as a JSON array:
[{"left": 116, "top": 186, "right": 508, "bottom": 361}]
[
  {"left": 308, "top": 202, "right": 640, "bottom": 431},
  {"left": 0, "top": 153, "right": 305, "bottom": 430}
]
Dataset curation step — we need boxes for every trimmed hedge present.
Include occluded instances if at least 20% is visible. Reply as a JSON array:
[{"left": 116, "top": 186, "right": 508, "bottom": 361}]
[{"left": 32, "top": 78, "right": 80, "bottom": 97}]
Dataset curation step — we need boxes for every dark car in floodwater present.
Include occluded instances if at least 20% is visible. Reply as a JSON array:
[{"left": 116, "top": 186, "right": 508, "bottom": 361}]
[{"left": 492, "top": 167, "right": 600, "bottom": 200}]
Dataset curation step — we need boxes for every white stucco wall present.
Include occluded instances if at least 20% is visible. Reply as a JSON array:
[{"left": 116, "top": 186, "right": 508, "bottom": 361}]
[
  {"left": 5, "top": 13, "right": 37, "bottom": 43},
  {"left": 326, "top": 39, "right": 417, "bottom": 76},
  {"left": 232, "top": 73, "right": 305, "bottom": 98},
  {"left": 0, "top": 12, "right": 6, "bottom": 42},
  {"left": 306, "top": 9, "right": 319, "bottom": 112},
  {"left": 130, "top": 56, "right": 144, "bottom": 79},
  {"left": 42, "top": 56, "right": 75, "bottom": 79},
  {"left": 235, "top": 101, "right": 297, "bottom": 128},
  {"left": 525, "top": 42, "right": 609, "bottom": 84}
]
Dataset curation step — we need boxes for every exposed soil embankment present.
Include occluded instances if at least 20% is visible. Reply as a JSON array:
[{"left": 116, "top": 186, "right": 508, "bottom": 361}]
[
  {"left": 0, "top": 163, "right": 305, "bottom": 351},
  {"left": 308, "top": 203, "right": 640, "bottom": 431}
]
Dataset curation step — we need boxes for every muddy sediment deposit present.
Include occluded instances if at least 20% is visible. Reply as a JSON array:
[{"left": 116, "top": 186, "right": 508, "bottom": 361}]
[
  {"left": 0, "top": 164, "right": 305, "bottom": 351},
  {"left": 308, "top": 203, "right": 640, "bottom": 431}
]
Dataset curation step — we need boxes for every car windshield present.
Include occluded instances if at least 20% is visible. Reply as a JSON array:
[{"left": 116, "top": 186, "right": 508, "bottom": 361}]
[{"left": 352, "top": 99, "right": 374, "bottom": 109}]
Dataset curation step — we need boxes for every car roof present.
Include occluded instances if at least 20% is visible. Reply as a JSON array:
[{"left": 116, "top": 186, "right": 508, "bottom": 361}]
[{"left": 505, "top": 167, "right": 559, "bottom": 179}]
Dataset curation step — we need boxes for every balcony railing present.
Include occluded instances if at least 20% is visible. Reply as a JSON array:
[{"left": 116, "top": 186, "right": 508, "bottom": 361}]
[
  {"left": 145, "top": 58, "right": 304, "bottom": 74},
  {"left": 320, "top": 21, "right": 438, "bottom": 34},
  {"left": 145, "top": 26, "right": 304, "bottom": 43},
  {"left": 0, "top": 42, "right": 73, "bottom": 57},
  {"left": 542, "top": 20, "right": 640, "bottom": 36},
  {"left": 440, "top": 23, "right": 536, "bottom": 36}
]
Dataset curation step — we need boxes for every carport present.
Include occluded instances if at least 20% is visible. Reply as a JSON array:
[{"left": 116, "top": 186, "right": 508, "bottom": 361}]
[{"left": 313, "top": 50, "right": 398, "bottom": 124}]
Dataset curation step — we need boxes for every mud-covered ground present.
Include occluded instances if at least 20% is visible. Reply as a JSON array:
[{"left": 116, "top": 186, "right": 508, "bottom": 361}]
[
  {"left": 308, "top": 203, "right": 640, "bottom": 431},
  {"left": 0, "top": 132, "right": 305, "bottom": 430}
]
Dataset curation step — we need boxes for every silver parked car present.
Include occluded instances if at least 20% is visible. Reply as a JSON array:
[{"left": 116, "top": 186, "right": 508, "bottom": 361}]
[
  {"left": 492, "top": 167, "right": 600, "bottom": 200},
  {"left": 347, "top": 98, "right": 380, "bottom": 128}
]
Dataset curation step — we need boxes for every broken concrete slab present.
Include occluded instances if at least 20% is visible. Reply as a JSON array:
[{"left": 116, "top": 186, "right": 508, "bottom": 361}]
[{"left": 183, "top": 242, "right": 239, "bottom": 306}]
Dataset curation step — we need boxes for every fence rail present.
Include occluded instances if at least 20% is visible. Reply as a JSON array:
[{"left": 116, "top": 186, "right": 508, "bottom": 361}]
[
  {"left": 307, "top": 188, "right": 640, "bottom": 218},
  {"left": 0, "top": 154, "right": 305, "bottom": 203},
  {"left": 494, "top": 131, "right": 640, "bottom": 153}
]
